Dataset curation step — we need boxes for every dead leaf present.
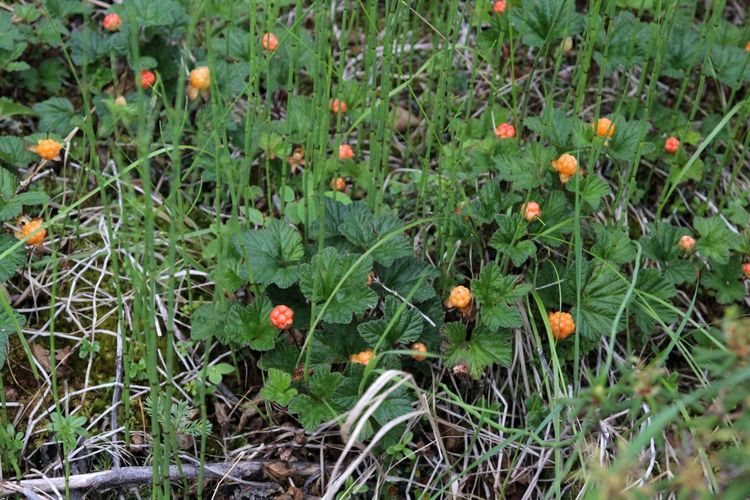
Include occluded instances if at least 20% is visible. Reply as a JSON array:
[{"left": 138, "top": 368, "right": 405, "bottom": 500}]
[
  {"left": 391, "top": 106, "right": 421, "bottom": 133},
  {"left": 215, "top": 401, "right": 231, "bottom": 430},
  {"left": 264, "top": 461, "right": 296, "bottom": 483},
  {"left": 31, "top": 343, "right": 73, "bottom": 377},
  {"left": 275, "top": 486, "right": 303, "bottom": 500}
]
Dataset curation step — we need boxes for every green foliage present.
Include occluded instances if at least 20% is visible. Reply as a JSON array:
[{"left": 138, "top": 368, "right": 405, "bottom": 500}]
[
  {"left": 443, "top": 323, "right": 512, "bottom": 379},
  {"left": 234, "top": 219, "right": 304, "bottom": 289},
  {"left": 260, "top": 369, "right": 298, "bottom": 406},
  {"left": 472, "top": 264, "right": 530, "bottom": 330}
]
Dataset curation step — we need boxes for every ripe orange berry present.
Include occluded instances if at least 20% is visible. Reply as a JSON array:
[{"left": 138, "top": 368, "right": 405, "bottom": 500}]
[
  {"left": 330, "top": 98, "right": 348, "bottom": 114},
  {"left": 14, "top": 216, "right": 46, "bottom": 247},
  {"left": 743, "top": 263, "right": 750, "bottom": 279},
  {"left": 261, "top": 32, "right": 279, "bottom": 52},
  {"left": 492, "top": 0, "right": 507, "bottom": 13},
  {"left": 548, "top": 311, "right": 575, "bottom": 340},
  {"left": 140, "top": 70, "right": 156, "bottom": 89},
  {"left": 187, "top": 66, "right": 210, "bottom": 100},
  {"left": 494, "top": 122, "right": 515, "bottom": 139},
  {"left": 29, "top": 139, "right": 62, "bottom": 161},
  {"left": 592, "top": 117, "right": 615, "bottom": 138},
  {"left": 350, "top": 349, "right": 375, "bottom": 365},
  {"left": 330, "top": 177, "right": 346, "bottom": 191},
  {"left": 411, "top": 342, "right": 427, "bottom": 361},
  {"left": 102, "top": 12, "right": 122, "bottom": 32},
  {"left": 269, "top": 305, "right": 294, "bottom": 329},
  {"left": 339, "top": 144, "right": 354, "bottom": 160},
  {"left": 678, "top": 235, "right": 695, "bottom": 253},
  {"left": 189, "top": 66, "right": 211, "bottom": 91},
  {"left": 551, "top": 153, "right": 578, "bottom": 184},
  {"left": 523, "top": 201, "right": 542, "bottom": 222},
  {"left": 746, "top": 41, "right": 750, "bottom": 52},
  {"left": 664, "top": 136, "right": 680, "bottom": 154},
  {"left": 445, "top": 285, "right": 471, "bottom": 309}
]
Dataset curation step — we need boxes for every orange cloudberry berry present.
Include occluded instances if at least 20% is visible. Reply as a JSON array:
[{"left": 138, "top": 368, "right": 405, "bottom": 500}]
[
  {"left": 14, "top": 216, "right": 46, "bottom": 247},
  {"left": 102, "top": 13, "right": 122, "bottom": 32},
  {"left": 29, "top": 139, "right": 62, "bottom": 161},
  {"left": 140, "top": 70, "right": 156, "bottom": 89},
  {"left": 350, "top": 349, "right": 375, "bottom": 365},
  {"left": 339, "top": 144, "right": 354, "bottom": 160},
  {"left": 551, "top": 153, "right": 578, "bottom": 184},
  {"left": 746, "top": 41, "right": 750, "bottom": 52},
  {"left": 261, "top": 32, "right": 279, "bottom": 52},
  {"left": 678, "top": 235, "right": 695, "bottom": 253},
  {"left": 330, "top": 177, "right": 346, "bottom": 191},
  {"left": 269, "top": 305, "right": 294, "bottom": 329},
  {"left": 664, "top": 136, "right": 680, "bottom": 154},
  {"left": 548, "top": 311, "right": 575, "bottom": 340},
  {"left": 445, "top": 285, "right": 472, "bottom": 309},
  {"left": 492, "top": 0, "right": 507, "bottom": 13},
  {"left": 188, "top": 66, "right": 210, "bottom": 100},
  {"left": 743, "top": 263, "right": 750, "bottom": 279},
  {"left": 330, "top": 98, "right": 348, "bottom": 114},
  {"left": 592, "top": 117, "right": 615, "bottom": 138},
  {"left": 523, "top": 201, "right": 542, "bottom": 222},
  {"left": 411, "top": 342, "right": 427, "bottom": 361},
  {"left": 494, "top": 122, "right": 515, "bottom": 139}
]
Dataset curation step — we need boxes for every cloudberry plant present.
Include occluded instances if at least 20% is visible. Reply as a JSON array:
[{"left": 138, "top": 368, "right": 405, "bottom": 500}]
[
  {"left": 492, "top": 0, "right": 507, "bottom": 13},
  {"left": 665, "top": 136, "right": 680, "bottom": 154},
  {"left": 523, "top": 201, "right": 542, "bottom": 222},
  {"left": 494, "top": 122, "right": 515, "bottom": 139},
  {"left": 743, "top": 263, "right": 750, "bottom": 279},
  {"left": 679, "top": 235, "right": 696, "bottom": 253},
  {"left": 592, "top": 117, "right": 615, "bottom": 138},
  {"left": 339, "top": 144, "right": 354, "bottom": 160},
  {"left": 445, "top": 286, "right": 471, "bottom": 309},
  {"left": 551, "top": 153, "right": 578, "bottom": 184},
  {"left": 330, "top": 98, "right": 348, "bottom": 114},
  {"left": 548, "top": 311, "right": 575, "bottom": 340},
  {"left": 29, "top": 139, "right": 62, "bottom": 161},
  {"left": 188, "top": 66, "right": 210, "bottom": 100},
  {"left": 102, "top": 13, "right": 122, "bottom": 32},
  {"left": 330, "top": 177, "right": 345, "bottom": 191},
  {"left": 269, "top": 305, "right": 293, "bottom": 329},
  {"left": 140, "top": 70, "right": 156, "bottom": 89},
  {"left": 261, "top": 32, "right": 278, "bottom": 52},
  {"left": 14, "top": 216, "right": 46, "bottom": 247},
  {"left": 411, "top": 342, "right": 427, "bottom": 361},
  {"left": 350, "top": 349, "right": 375, "bottom": 365}
]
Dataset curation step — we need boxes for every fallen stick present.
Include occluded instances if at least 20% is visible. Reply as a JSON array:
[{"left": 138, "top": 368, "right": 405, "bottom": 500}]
[{"left": 0, "top": 460, "right": 321, "bottom": 497}]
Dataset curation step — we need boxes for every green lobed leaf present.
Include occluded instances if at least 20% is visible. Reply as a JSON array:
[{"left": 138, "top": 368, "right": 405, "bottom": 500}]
[
  {"left": 443, "top": 323, "right": 512, "bottom": 379},
  {"left": 223, "top": 297, "right": 278, "bottom": 351},
  {"left": 472, "top": 264, "right": 530, "bottom": 331},
  {"left": 489, "top": 214, "right": 536, "bottom": 266},
  {"left": 234, "top": 219, "right": 305, "bottom": 288},
  {"left": 695, "top": 216, "right": 743, "bottom": 265},
  {"left": 260, "top": 369, "right": 298, "bottom": 406},
  {"left": 298, "top": 247, "right": 377, "bottom": 324},
  {"left": 358, "top": 296, "right": 424, "bottom": 346}
]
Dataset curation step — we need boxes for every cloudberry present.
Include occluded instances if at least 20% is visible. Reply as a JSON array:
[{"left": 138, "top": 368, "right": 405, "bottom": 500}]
[
  {"left": 350, "top": 349, "right": 375, "bottom": 365},
  {"left": 492, "top": 0, "right": 507, "bottom": 13},
  {"left": 102, "top": 13, "right": 122, "bottom": 32},
  {"left": 743, "top": 263, "right": 750, "bottom": 279},
  {"left": 494, "top": 122, "right": 515, "bottom": 139},
  {"left": 445, "top": 285, "right": 471, "bottom": 309},
  {"left": 14, "top": 216, "right": 46, "bottom": 247},
  {"left": 339, "top": 144, "right": 354, "bottom": 160},
  {"left": 678, "top": 235, "right": 695, "bottom": 253},
  {"left": 140, "top": 70, "right": 156, "bottom": 89},
  {"left": 188, "top": 66, "right": 210, "bottom": 100},
  {"left": 592, "top": 117, "right": 615, "bottom": 138},
  {"left": 269, "top": 305, "right": 294, "bottom": 329},
  {"left": 664, "top": 136, "right": 680, "bottom": 154},
  {"left": 261, "top": 32, "right": 278, "bottom": 52},
  {"left": 523, "top": 201, "right": 542, "bottom": 222},
  {"left": 29, "top": 139, "right": 62, "bottom": 161},
  {"left": 330, "top": 98, "right": 348, "bottom": 114},
  {"left": 330, "top": 177, "right": 345, "bottom": 191},
  {"left": 411, "top": 342, "right": 427, "bottom": 361},
  {"left": 551, "top": 153, "right": 578, "bottom": 184},
  {"left": 746, "top": 41, "right": 750, "bottom": 52},
  {"left": 548, "top": 311, "right": 575, "bottom": 340}
]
